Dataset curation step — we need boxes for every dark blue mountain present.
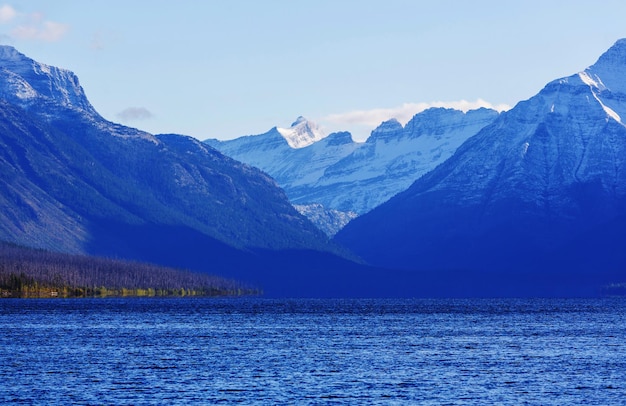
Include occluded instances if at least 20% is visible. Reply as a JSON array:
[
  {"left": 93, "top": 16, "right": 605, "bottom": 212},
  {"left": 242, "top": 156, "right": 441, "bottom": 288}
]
[{"left": 335, "top": 39, "right": 626, "bottom": 292}]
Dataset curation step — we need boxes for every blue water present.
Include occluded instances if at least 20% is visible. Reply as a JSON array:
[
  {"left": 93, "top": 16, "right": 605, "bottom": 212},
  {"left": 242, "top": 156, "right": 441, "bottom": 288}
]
[{"left": 1, "top": 298, "right": 625, "bottom": 405}]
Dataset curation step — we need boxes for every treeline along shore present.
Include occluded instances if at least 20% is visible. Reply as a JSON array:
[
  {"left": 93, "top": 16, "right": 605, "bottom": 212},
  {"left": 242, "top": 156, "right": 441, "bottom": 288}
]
[{"left": 0, "top": 241, "right": 258, "bottom": 298}]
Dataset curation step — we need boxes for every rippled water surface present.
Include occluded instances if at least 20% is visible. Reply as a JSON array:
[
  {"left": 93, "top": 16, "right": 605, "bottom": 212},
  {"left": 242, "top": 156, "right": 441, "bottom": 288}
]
[{"left": 1, "top": 298, "right": 625, "bottom": 404}]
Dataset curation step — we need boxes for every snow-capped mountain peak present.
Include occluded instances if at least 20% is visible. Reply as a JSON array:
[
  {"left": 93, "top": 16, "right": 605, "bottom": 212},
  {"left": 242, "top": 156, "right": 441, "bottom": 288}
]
[
  {"left": 277, "top": 116, "right": 326, "bottom": 148},
  {"left": 0, "top": 45, "right": 32, "bottom": 64},
  {"left": 0, "top": 45, "right": 96, "bottom": 114},
  {"left": 588, "top": 38, "right": 626, "bottom": 71},
  {"left": 584, "top": 39, "right": 626, "bottom": 94},
  {"left": 571, "top": 39, "right": 626, "bottom": 125}
]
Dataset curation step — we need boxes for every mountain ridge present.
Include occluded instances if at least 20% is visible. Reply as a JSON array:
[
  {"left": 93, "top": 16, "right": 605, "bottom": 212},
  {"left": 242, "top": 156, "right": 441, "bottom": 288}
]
[{"left": 207, "top": 107, "right": 499, "bottom": 225}]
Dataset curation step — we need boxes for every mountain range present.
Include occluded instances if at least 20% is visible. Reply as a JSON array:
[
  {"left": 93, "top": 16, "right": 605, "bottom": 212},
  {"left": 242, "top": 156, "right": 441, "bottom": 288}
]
[
  {"left": 207, "top": 108, "right": 499, "bottom": 234},
  {"left": 2, "top": 40, "right": 626, "bottom": 297},
  {"left": 335, "top": 39, "right": 626, "bottom": 289}
]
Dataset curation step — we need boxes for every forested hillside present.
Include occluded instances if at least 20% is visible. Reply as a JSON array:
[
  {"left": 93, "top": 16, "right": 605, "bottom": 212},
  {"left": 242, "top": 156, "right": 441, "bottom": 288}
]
[{"left": 0, "top": 241, "right": 256, "bottom": 298}]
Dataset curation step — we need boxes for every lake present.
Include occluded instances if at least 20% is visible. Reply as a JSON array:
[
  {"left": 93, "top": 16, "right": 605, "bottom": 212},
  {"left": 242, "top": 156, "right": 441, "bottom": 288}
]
[{"left": 1, "top": 298, "right": 625, "bottom": 404}]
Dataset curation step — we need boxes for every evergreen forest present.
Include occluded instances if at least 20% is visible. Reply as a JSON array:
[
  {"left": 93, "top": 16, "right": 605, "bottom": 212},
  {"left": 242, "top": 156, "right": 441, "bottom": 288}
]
[{"left": 0, "top": 241, "right": 257, "bottom": 298}]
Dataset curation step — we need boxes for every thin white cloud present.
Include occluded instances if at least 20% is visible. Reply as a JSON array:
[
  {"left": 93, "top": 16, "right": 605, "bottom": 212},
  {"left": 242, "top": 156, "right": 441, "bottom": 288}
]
[
  {"left": 90, "top": 32, "right": 104, "bottom": 51},
  {"left": 0, "top": 4, "right": 17, "bottom": 23},
  {"left": 318, "top": 99, "right": 511, "bottom": 141},
  {"left": 323, "top": 99, "right": 511, "bottom": 128},
  {"left": 2, "top": 7, "right": 69, "bottom": 42},
  {"left": 12, "top": 20, "right": 69, "bottom": 42},
  {"left": 117, "top": 107, "right": 154, "bottom": 121}
]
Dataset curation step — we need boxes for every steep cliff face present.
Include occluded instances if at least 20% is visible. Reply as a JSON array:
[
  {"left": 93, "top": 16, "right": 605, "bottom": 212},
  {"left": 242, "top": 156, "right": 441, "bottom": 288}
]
[
  {"left": 336, "top": 39, "right": 626, "bottom": 276},
  {"left": 0, "top": 45, "right": 97, "bottom": 115}
]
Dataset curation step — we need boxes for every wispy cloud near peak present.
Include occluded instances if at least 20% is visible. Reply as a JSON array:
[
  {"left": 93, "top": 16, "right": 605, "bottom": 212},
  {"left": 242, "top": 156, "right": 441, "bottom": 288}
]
[
  {"left": 319, "top": 100, "right": 511, "bottom": 141},
  {"left": 0, "top": 4, "right": 17, "bottom": 23},
  {"left": 12, "top": 20, "right": 69, "bottom": 42},
  {"left": 323, "top": 99, "right": 510, "bottom": 128},
  {"left": 0, "top": 6, "right": 69, "bottom": 43},
  {"left": 117, "top": 107, "right": 154, "bottom": 122}
]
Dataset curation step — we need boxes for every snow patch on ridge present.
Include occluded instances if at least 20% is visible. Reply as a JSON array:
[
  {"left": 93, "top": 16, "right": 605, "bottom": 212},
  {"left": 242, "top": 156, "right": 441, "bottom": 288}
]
[
  {"left": 7, "top": 74, "right": 37, "bottom": 99},
  {"left": 579, "top": 71, "right": 623, "bottom": 124},
  {"left": 521, "top": 142, "right": 530, "bottom": 157},
  {"left": 600, "top": 102, "right": 622, "bottom": 123},
  {"left": 34, "top": 62, "right": 51, "bottom": 75},
  {"left": 294, "top": 203, "right": 358, "bottom": 236},
  {"left": 579, "top": 71, "right": 602, "bottom": 89}
]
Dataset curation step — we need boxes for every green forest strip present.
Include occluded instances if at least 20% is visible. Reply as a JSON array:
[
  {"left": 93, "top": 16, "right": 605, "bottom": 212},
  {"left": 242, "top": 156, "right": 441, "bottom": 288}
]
[{"left": 0, "top": 241, "right": 260, "bottom": 298}]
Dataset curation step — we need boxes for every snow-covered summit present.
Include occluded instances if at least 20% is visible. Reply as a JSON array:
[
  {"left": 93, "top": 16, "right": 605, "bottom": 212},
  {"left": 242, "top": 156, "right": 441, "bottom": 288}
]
[
  {"left": 277, "top": 116, "right": 326, "bottom": 148},
  {"left": 588, "top": 38, "right": 626, "bottom": 74},
  {"left": 0, "top": 45, "right": 24, "bottom": 62},
  {"left": 530, "top": 39, "right": 626, "bottom": 131},
  {"left": 575, "top": 38, "right": 626, "bottom": 123}
]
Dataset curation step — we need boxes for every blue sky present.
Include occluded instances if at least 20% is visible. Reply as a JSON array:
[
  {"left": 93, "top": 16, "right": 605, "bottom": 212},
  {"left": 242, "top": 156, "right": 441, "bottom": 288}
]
[{"left": 1, "top": 1, "right": 625, "bottom": 141}]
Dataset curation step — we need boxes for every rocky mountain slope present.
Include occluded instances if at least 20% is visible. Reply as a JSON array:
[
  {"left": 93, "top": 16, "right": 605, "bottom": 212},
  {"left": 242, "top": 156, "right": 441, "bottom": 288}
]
[
  {"left": 335, "top": 39, "right": 626, "bottom": 285},
  {"left": 0, "top": 46, "right": 336, "bottom": 271}
]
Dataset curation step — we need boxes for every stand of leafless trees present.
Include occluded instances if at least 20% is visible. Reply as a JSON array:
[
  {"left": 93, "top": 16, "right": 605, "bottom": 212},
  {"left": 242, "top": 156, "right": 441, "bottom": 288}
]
[{"left": 0, "top": 241, "right": 258, "bottom": 298}]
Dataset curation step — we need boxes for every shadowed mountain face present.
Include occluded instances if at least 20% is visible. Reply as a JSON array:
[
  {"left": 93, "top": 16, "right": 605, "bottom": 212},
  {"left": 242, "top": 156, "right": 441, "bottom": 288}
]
[
  {"left": 0, "top": 46, "right": 336, "bottom": 271},
  {"left": 336, "top": 39, "right": 626, "bottom": 281}
]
